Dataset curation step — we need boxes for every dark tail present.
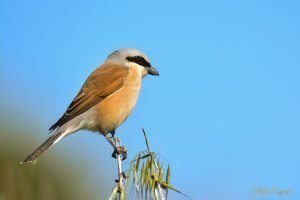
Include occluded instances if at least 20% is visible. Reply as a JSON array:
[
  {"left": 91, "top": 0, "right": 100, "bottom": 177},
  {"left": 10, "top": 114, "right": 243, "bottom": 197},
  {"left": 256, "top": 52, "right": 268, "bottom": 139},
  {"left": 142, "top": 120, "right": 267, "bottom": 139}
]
[{"left": 21, "top": 131, "right": 64, "bottom": 164}]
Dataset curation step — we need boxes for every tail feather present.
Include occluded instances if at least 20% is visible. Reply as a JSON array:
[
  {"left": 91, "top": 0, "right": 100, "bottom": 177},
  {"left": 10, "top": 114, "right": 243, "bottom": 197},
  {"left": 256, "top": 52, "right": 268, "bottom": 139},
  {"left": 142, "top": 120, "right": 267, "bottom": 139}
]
[{"left": 21, "top": 131, "right": 64, "bottom": 164}]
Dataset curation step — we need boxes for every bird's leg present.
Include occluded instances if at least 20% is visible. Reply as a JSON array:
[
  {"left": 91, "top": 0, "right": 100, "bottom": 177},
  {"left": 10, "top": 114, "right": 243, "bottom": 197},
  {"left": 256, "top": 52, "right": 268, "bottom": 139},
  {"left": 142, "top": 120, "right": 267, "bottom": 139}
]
[{"left": 104, "top": 133, "right": 127, "bottom": 160}]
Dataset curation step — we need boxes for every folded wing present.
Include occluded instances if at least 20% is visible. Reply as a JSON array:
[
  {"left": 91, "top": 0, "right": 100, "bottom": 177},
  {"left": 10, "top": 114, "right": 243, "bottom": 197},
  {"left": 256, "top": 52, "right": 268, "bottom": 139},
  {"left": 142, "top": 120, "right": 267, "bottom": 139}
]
[{"left": 49, "top": 64, "right": 129, "bottom": 132}]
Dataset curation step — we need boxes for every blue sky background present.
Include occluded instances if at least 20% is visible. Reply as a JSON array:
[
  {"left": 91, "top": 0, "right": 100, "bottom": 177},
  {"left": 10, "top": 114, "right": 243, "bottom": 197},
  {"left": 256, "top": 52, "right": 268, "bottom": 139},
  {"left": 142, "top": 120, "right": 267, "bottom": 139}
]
[{"left": 1, "top": 0, "right": 300, "bottom": 199}]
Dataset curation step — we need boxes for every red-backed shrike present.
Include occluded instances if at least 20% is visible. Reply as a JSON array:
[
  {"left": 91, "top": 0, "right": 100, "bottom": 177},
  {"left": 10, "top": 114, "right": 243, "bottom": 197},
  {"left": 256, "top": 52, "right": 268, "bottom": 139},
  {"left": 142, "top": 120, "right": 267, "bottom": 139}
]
[{"left": 22, "top": 48, "right": 159, "bottom": 163}]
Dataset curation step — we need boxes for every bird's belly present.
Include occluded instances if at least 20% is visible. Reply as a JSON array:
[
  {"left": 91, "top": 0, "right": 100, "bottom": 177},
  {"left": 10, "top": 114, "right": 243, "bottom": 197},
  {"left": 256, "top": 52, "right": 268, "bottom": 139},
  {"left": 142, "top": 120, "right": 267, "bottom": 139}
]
[{"left": 95, "top": 82, "right": 141, "bottom": 134}]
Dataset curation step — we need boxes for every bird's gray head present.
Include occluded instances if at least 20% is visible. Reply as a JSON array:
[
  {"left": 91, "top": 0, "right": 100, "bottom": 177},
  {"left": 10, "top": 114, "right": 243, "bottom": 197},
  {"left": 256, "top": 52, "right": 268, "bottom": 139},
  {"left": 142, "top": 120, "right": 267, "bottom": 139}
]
[{"left": 105, "top": 48, "right": 159, "bottom": 76}]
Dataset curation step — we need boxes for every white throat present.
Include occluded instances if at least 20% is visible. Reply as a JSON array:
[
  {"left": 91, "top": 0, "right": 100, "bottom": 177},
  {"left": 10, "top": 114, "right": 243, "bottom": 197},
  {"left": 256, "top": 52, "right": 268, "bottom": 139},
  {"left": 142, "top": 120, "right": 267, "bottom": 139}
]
[{"left": 129, "top": 63, "right": 147, "bottom": 78}]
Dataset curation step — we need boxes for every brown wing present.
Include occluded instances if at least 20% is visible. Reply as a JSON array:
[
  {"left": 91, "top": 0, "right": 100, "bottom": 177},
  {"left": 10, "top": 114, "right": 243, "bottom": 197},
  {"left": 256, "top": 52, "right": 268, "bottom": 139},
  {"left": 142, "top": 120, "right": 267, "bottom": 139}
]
[{"left": 49, "top": 64, "right": 129, "bottom": 132}]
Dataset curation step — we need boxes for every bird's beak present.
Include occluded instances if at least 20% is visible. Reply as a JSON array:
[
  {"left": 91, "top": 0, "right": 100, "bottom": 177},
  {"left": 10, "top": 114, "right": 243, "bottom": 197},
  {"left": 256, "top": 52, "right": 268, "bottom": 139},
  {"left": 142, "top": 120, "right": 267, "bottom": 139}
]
[{"left": 147, "top": 66, "right": 159, "bottom": 76}]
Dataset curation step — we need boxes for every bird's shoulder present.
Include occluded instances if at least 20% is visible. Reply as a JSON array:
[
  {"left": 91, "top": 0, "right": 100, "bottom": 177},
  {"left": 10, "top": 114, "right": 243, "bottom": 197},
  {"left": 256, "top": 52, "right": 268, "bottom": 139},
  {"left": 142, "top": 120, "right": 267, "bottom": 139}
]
[{"left": 82, "top": 64, "right": 129, "bottom": 92}]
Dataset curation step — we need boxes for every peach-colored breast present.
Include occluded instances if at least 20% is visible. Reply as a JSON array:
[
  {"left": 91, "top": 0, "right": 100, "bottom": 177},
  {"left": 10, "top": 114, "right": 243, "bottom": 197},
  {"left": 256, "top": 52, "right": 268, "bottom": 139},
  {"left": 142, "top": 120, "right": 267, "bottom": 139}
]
[{"left": 94, "top": 68, "right": 141, "bottom": 134}]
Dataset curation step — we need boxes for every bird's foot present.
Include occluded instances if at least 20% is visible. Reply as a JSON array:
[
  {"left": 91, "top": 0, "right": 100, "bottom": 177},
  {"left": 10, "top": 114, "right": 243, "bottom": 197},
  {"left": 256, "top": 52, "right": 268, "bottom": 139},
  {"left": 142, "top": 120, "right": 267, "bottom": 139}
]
[
  {"left": 112, "top": 146, "right": 127, "bottom": 160},
  {"left": 109, "top": 130, "right": 115, "bottom": 138}
]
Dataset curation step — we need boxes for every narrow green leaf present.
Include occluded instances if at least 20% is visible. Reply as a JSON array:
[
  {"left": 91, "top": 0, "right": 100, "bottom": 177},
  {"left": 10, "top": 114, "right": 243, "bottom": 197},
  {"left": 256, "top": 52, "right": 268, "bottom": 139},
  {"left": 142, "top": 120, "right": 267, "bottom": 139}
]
[
  {"left": 160, "top": 182, "right": 180, "bottom": 193},
  {"left": 140, "top": 163, "right": 145, "bottom": 186},
  {"left": 145, "top": 174, "right": 149, "bottom": 198},
  {"left": 158, "top": 161, "right": 164, "bottom": 180},
  {"left": 145, "top": 172, "right": 149, "bottom": 188},
  {"left": 150, "top": 176, "right": 155, "bottom": 193},
  {"left": 133, "top": 165, "right": 138, "bottom": 186},
  {"left": 154, "top": 188, "right": 159, "bottom": 200},
  {"left": 160, "top": 182, "right": 191, "bottom": 199},
  {"left": 149, "top": 156, "right": 154, "bottom": 174},
  {"left": 139, "top": 153, "right": 152, "bottom": 159},
  {"left": 145, "top": 158, "right": 150, "bottom": 173},
  {"left": 166, "top": 164, "right": 171, "bottom": 184},
  {"left": 135, "top": 154, "right": 141, "bottom": 172}
]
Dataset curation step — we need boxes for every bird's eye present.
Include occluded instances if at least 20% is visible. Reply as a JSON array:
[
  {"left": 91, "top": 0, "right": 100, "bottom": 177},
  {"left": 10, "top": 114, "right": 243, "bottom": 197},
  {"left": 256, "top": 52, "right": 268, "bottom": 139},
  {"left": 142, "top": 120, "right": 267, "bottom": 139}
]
[{"left": 126, "top": 56, "right": 151, "bottom": 68}]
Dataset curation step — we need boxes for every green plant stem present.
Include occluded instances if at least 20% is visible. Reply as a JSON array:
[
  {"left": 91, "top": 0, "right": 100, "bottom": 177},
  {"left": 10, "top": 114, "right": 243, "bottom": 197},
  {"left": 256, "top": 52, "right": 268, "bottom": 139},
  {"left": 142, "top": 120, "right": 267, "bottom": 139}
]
[{"left": 142, "top": 128, "right": 165, "bottom": 200}]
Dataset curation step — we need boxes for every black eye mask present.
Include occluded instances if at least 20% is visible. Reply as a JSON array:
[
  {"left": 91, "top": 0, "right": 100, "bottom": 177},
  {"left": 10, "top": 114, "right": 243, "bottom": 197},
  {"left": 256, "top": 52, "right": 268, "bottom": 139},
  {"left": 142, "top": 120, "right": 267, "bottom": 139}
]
[{"left": 126, "top": 56, "right": 151, "bottom": 68}]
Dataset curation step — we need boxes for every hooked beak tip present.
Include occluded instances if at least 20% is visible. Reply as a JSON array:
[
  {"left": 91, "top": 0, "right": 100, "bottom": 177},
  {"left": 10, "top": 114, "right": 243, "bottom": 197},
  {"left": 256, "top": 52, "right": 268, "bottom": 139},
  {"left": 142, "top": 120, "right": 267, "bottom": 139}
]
[{"left": 147, "top": 66, "right": 159, "bottom": 76}]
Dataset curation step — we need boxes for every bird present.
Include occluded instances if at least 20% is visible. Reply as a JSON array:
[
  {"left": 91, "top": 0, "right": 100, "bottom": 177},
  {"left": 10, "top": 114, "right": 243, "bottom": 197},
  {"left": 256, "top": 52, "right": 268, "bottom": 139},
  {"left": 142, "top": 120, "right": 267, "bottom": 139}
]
[{"left": 21, "top": 48, "right": 159, "bottom": 164}]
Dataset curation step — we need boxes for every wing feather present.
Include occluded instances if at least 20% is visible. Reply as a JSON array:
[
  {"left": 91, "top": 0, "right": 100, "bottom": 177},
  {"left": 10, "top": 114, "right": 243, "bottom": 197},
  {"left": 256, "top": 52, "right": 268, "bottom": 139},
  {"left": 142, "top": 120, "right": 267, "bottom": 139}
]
[{"left": 49, "top": 64, "right": 129, "bottom": 132}]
